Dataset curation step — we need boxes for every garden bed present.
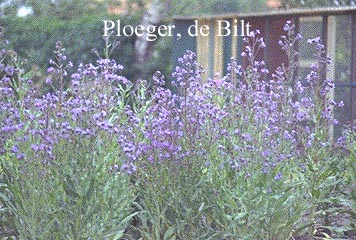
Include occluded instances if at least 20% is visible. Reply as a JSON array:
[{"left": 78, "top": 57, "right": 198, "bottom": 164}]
[{"left": 0, "top": 22, "right": 355, "bottom": 239}]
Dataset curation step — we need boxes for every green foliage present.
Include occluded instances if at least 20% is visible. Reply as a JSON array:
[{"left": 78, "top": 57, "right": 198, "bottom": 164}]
[
  {"left": 138, "top": 35, "right": 174, "bottom": 83},
  {"left": 0, "top": 0, "right": 111, "bottom": 19},
  {"left": 168, "top": 0, "right": 267, "bottom": 16},
  {"left": 1, "top": 14, "right": 140, "bottom": 81},
  {"left": 0, "top": 41, "right": 136, "bottom": 239},
  {"left": 24, "top": 0, "right": 108, "bottom": 20},
  {"left": 0, "top": 17, "right": 354, "bottom": 239},
  {"left": 298, "top": 151, "right": 346, "bottom": 236},
  {"left": 0, "top": 138, "right": 136, "bottom": 239},
  {"left": 340, "top": 131, "right": 356, "bottom": 236},
  {"left": 205, "top": 163, "right": 305, "bottom": 240},
  {"left": 1, "top": 13, "right": 174, "bottom": 84},
  {"left": 131, "top": 157, "right": 211, "bottom": 239}
]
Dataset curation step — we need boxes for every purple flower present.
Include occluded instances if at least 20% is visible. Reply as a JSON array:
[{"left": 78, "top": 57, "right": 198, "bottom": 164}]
[
  {"left": 31, "top": 144, "right": 39, "bottom": 152},
  {"left": 283, "top": 23, "right": 290, "bottom": 31},
  {"left": 121, "top": 163, "right": 137, "bottom": 175},
  {"left": 274, "top": 172, "right": 282, "bottom": 181},
  {"left": 4, "top": 66, "right": 14, "bottom": 76},
  {"left": 296, "top": 112, "right": 306, "bottom": 121},
  {"left": 2, "top": 77, "right": 10, "bottom": 84},
  {"left": 241, "top": 133, "right": 252, "bottom": 141},
  {"left": 11, "top": 145, "right": 19, "bottom": 153},
  {"left": 307, "top": 37, "right": 321, "bottom": 44},
  {"left": 47, "top": 67, "right": 54, "bottom": 73}
]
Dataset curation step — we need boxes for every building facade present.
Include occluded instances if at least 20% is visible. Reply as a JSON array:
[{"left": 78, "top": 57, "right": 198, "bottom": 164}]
[{"left": 172, "top": 7, "right": 356, "bottom": 134}]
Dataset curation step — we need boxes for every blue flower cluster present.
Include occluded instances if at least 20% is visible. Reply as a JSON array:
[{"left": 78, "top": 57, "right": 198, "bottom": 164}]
[{"left": 0, "top": 22, "right": 344, "bottom": 179}]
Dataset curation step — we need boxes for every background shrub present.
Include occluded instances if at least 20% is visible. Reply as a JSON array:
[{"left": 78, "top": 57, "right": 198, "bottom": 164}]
[{"left": 0, "top": 14, "right": 171, "bottom": 82}]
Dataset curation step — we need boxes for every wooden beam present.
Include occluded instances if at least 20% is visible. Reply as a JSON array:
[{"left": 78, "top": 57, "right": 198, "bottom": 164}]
[
  {"left": 213, "top": 19, "right": 224, "bottom": 79},
  {"left": 197, "top": 19, "right": 210, "bottom": 77},
  {"left": 326, "top": 15, "right": 336, "bottom": 140},
  {"left": 173, "top": 6, "right": 356, "bottom": 21},
  {"left": 351, "top": 13, "right": 356, "bottom": 125}
]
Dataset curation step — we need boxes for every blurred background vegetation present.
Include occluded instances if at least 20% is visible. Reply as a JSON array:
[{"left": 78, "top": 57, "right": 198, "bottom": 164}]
[{"left": 0, "top": 0, "right": 355, "bottom": 83}]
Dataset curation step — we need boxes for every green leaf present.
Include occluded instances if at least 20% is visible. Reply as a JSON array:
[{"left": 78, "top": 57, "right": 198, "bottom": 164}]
[
  {"left": 311, "top": 189, "right": 320, "bottom": 199},
  {"left": 163, "top": 227, "right": 176, "bottom": 240},
  {"left": 198, "top": 202, "right": 205, "bottom": 212}
]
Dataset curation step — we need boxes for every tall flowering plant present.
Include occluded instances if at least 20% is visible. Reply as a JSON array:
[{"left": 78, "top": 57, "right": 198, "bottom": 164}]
[
  {"left": 127, "top": 21, "right": 345, "bottom": 239},
  {"left": 0, "top": 36, "right": 136, "bottom": 239},
  {"left": 0, "top": 21, "right": 351, "bottom": 239}
]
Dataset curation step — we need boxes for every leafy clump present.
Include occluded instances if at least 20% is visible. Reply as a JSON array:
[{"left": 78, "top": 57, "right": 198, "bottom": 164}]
[{"left": 0, "top": 21, "right": 354, "bottom": 239}]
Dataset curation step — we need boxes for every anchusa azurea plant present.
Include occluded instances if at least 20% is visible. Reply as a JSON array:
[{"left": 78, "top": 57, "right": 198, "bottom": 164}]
[
  {"left": 125, "top": 22, "right": 347, "bottom": 239},
  {"left": 0, "top": 37, "right": 135, "bottom": 239},
  {"left": 0, "top": 21, "right": 353, "bottom": 240}
]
